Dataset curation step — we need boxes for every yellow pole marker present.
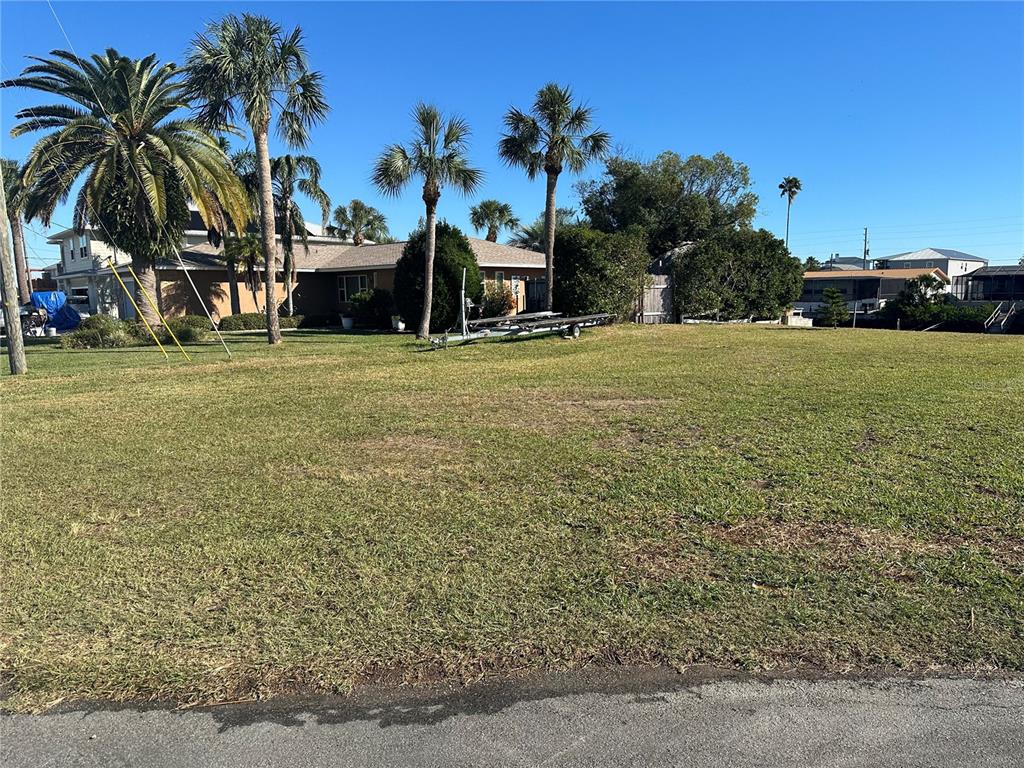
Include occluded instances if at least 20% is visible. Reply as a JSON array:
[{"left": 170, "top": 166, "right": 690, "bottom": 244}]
[
  {"left": 106, "top": 260, "right": 168, "bottom": 359},
  {"left": 125, "top": 262, "right": 191, "bottom": 362}
]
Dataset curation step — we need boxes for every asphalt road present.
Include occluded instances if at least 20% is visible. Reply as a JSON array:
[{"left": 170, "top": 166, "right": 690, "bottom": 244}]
[{"left": 3, "top": 670, "right": 1022, "bottom": 767}]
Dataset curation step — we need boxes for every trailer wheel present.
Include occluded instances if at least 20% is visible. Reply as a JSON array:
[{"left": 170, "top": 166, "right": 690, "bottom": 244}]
[{"left": 563, "top": 323, "right": 581, "bottom": 339}]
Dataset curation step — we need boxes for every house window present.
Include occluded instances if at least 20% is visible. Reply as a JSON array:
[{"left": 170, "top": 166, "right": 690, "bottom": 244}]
[
  {"left": 339, "top": 274, "right": 368, "bottom": 302},
  {"left": 925, "top": 261, "right": 934, "bottom": 267},
  {"left": 70, "top": 287, "right": 90, "bottom": 303},
  {"left": 494, "top": 271, "right": 504, "bottom": 287}
]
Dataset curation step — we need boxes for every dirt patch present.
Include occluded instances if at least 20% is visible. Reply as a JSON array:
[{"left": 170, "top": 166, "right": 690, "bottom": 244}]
[
  {"left": 707, "top": 520, "right": 950, "bottom": 557},
  {"left": 619, "top": 540, "right": 712, "bottom": 582}
]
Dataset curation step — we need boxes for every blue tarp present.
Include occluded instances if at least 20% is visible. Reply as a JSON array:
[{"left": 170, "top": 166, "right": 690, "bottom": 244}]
[
  {"left": 30, "top": 291, "right": 66, "bottom": 315},
  {"left": 50, "top": 303, "right": 81, "bottom": 332}
]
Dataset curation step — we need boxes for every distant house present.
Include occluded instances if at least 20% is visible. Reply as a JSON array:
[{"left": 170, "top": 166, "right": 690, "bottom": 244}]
[
  {"left": 817, "top": 256, "right": 869, "bottom": 271},
  {"left": 112, "top": 237, "right": 545, "bottom": 321},
  {"left": 960, "top": 266, "right": 1024, "bottom": 302},
  {"left": 875, "top": 248, "right": 986, "bottom": 297},
  {"left": 796, "top": 267, "right": 949, "bottom": 313}
]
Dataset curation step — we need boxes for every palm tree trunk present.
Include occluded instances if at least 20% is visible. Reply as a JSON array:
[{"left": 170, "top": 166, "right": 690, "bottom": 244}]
[
  {"left": 226, "top": 256, "right": 241, "bottom": 315},
  {"left": 543, "top": 171, "right": 559, "bottom": 311},
  {"left": 0, "top": 184, "right": 27, "bottom": 374},
  {"left": 254, "top": 126, "right": 282, "bottom": 344},
  {"left": 282, "top": 191, "right": 295, "bottom": 317},
  {"left": 785, "top": 199, "right": 791, "bottom": 249},
  {"left": 10, "top": 216, "right": 31, "bottom": 304},
  {"left": 418, "top": 200, "right": 437, "bottom": 339},
  {"left": 487, "top": 226, "right": 497, "bottom": 242},
  {"left": 131, "top": 253, "right": 161, "bottom": 328}
]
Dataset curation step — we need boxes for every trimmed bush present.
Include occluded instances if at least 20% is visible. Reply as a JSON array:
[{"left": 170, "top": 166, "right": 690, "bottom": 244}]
[
  {"left": 482, "top": 283, "right": 516, "bottom": 317},
  {"left": 554, "top": 225, "right": 650, "bottom": 319},
  {"left": 351, "top": 288, "right": 394, "bottom": 328},
  {"left": 170, "top": 325, "right": 209, "bottom": 343},
  {"left": 218, "top": 312, "right": 304, "bottom": 331},
  {"left": 60, "top": 325, "right": 132, "bottom": 349},
  {"left": 219, "top": 312, "right": 266, "bottom": 331},
  {"left": 175, "top": 315, "right": 212, "bottom": 330},
  {"left": 298, "top": 314, "right": 340, "bottom": 328}
]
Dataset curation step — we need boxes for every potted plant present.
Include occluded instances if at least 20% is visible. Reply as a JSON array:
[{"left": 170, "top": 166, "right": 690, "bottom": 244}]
[
  {"left": 392, "top": 315, "right": 405, "bottom": 332},
  {"left": 341, "top": 314, "right": 355, "bottom": 331}
]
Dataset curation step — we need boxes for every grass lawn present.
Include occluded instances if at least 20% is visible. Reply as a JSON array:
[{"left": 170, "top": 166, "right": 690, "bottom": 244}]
[{"left": 2, "top": 325, "right": 1022, "bottom": 710}]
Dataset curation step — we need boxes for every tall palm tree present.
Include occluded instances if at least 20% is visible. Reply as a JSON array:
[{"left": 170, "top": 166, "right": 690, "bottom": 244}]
[
  {"left": 185, "top": 13, "right": 328, "bottom": 344},
  {"left": 271, "top": 155, "right": 329, "bottom": 315},
  {"left": 372, "top": 103, "right": 482, "bottom": 338},
  {"left": 331, "top": 199, "right": 389, "bottom": 245},
  {"left": 1, "top": 159, "right": 31, "bottom": 303},
  {"left": 2, "top": 49, "right": 249, "bottom": 327},
  {"left": 469, "top": 200, "right": 519, "bottom": 242},
  {"left": 499, "top": 84, "right": 610, "bottom": 310},
  {"left": 779, "top": 176, "right": 802, "bottom": 249},
  {"left": 231, "top": 151, "right": 330, "bottom": 315}
]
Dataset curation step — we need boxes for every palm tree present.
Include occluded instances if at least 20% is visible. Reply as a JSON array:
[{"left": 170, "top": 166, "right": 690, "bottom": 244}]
[
  {"left": 507, "top": 207, "right": 576, "bottom": 251},
  {"left": 224, "top": 232, "right": 263, "bottom": 309},
  {"left": 372, "top": 103, "right": 482, "bottom": 338},
  {"left": 779, "top": 176, "right": 802, "bottom": 249},
  {"left": 331, "top": 200, "right": 389, "bottom": 245},
  {"left": 271, "top": 155, "right": 329, "bottom": 316},
  {"left": 499, "top": 84, "right": 610, "bottom": 310},
  {"left": 185, "top": 14, "right": 328, "bottom": 344},
  {"left": 469, "top": 200, "right": 519, "bottom": 242},
  {"left": 232, "top": 151, "right": 330, "bottom": 315},
  {"left": 2, "top": 49, "right": 249, "bottom": 327},
  {"left": 1, "top": 159, "right": 31, "bottom": 303}
]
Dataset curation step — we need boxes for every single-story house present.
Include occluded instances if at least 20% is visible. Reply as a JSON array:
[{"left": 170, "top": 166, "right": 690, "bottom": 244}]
[
  {"left": 796, "top": 267, "right": 950, "bottom": 313},
  {"left": 113, "top": 237, "right": 546, "bottom": 321}
]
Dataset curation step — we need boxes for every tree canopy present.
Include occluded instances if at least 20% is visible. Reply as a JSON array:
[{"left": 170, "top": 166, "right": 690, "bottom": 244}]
[
  {"left": 578, "top": 151, "right": 758, "bottom": 258},
  {"left": 672, "top": 228, "right": 802, "bottom": 320}
]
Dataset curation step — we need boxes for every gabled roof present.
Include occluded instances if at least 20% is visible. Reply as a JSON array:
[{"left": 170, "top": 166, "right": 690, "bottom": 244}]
[
  {"left": 881, "top": 248, "right": 987, "bottom": 264},
  {"left": 804, "top": 267, "right": 950, "bottom": 283}
]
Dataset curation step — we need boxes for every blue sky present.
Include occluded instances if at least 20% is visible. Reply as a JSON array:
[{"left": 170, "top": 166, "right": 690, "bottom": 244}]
[{"left": 2, "top": 1, "right": 1022, "bottom": 270}]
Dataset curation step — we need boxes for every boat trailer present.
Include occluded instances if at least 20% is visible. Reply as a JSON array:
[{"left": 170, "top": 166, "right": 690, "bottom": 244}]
[{"left": 429, "top": 270, "right": 614, "bottom": 349}]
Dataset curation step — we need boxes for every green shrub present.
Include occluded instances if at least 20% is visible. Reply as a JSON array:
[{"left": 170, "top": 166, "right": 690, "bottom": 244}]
[
  {"left": 350, "top": 288, "right": 394, "bottom": 328},
  {"left": 280, "top": 314, "right": 303, "bottom": 329},
  {"left": 176, "top": 315, "right": 212, "bottom": 330},
  {"left": 298, "top": 314, "right": 340, "bottom": 328},
  {"left": 60, "top": 326, "right": 132, "bottom": 349},
  {"left": 171, "top": 325, "right": 209, "bottom": 343},
  {"left": 482, "top": 283, "right": 516, "bottom": 317},
  {"left": 78, "top": 314, "right": 121, "bottom": 334},
  {"left": 219, "top": 312, "right": 266, "bottom": 331},
  {"left": 394, "top": 222, "right": 482, "bottom": 332},
  {"left": 554, "top": 225, "right": 650, "bottom": 319}
]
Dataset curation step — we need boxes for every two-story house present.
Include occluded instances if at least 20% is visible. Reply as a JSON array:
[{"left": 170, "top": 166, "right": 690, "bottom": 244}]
[{"left": 874, "top": 248, "right": 987, "bottom": 297}]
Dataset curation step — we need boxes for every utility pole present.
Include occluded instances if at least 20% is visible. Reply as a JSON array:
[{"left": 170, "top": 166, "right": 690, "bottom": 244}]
[
  {"left": 863, "top": 227, "right": 870, "bottom": 270},
  {"left": 0, "top": 178, "right": 28, "bottom": 375}
]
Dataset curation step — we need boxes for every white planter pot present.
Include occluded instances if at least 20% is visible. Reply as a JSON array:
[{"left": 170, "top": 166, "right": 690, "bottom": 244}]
[
  {"left": 341, "top": 317, "right": 354, "bottom": 331},
  {"left": 392, "top": 317, "right": 406, "bottom": 332}
]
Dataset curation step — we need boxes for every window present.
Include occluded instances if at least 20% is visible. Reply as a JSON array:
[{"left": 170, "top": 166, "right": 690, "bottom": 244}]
[
  {"left": 494, "top": 271, "right": 504, "bottom": 287},
  {"left": 925, "top": 261, "right": 934, "bottom": 267},
  {"left": 339, "top": 274, "right": 368, "bottom": 303},
  {"left": 69, "top": 287, "right": 90, "bottom": 303}
]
